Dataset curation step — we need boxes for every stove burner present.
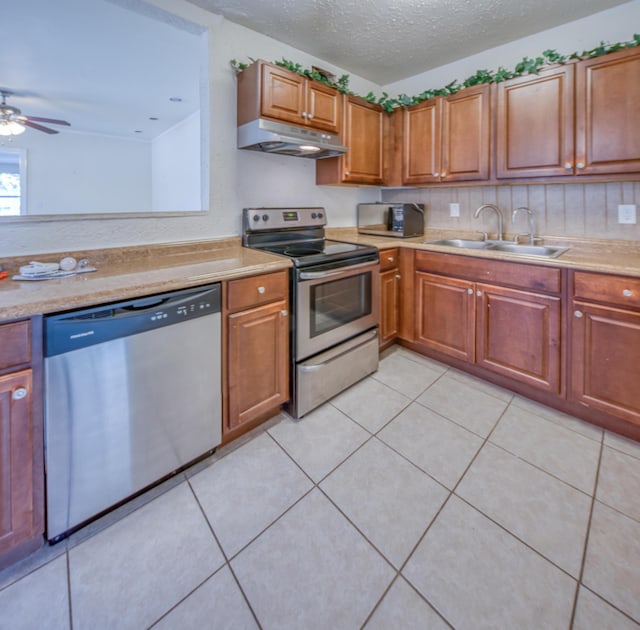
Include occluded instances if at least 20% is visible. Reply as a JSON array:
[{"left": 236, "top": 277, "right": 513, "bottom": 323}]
[{"left": 284, "top": 245, "right": 323, "bottom": 257}]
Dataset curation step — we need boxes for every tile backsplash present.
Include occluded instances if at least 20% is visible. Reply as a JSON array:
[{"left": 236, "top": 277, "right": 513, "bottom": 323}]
[{"left": 382, "top": 182, "right": 640, "bottom": 241}]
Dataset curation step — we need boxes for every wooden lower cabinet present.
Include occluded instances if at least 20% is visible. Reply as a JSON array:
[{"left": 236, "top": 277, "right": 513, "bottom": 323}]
[
  {"left": 226, "top": 298, "right": 289, "bottom": 434},
  {"left": 571, "top": 300, "right": 640, "bottom": 425},
  {"left": 0, "top": 317, "right": 44, "bottom": 569},
  {"left": 380, "top": 269, "right": 400, "bottom": 346},
  {"left": 413, "top": 254, "right": 562, "bottom": 393},
  {"left": 476, "top": 284, "right": 561, "bottom": 393}
]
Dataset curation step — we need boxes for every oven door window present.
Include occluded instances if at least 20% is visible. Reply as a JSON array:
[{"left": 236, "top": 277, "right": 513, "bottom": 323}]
[{"left": 310, "top": 272, "right": 372, "bottom": 337}]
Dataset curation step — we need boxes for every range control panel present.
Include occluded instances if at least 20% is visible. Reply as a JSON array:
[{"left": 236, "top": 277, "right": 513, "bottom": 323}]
[{"left": 244, "top": 207, "right": 327, "bottom": 231}]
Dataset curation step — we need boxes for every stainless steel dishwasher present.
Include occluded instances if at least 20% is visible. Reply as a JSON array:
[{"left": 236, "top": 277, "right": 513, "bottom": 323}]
[{"left": 44, "top": 283, "right": 222, "bottom": 542}]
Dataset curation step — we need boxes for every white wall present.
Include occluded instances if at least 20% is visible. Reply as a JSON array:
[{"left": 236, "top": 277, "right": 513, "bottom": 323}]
[
  {"left": 151, "top": 111, "right": 201, "bottom": 212},
  {"left": 5, "top": 130, "right": 151, "bottom": 215},
  {"left": 2, "top": 0, "right": 639, "bottom": 256},
  {"left": 383, "top": 0, "right": 640, "bottom": 95}
]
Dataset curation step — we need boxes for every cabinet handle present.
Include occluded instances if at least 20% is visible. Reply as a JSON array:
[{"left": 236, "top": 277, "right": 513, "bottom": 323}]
[
  {"left": 395, "top": 274, "right": 401, "bottom": 280},
  {"left": 433, "top": 172, "right": 440, "bottom": 177},
  {"left": 564, "top": 162, "right": 573, "bottom": 170},
  {"left": 476, "top": 290, "right": 482, "bottom": 297},
  {"left": 301, "top": 112, "right": 308, "bottom": 118},
  {"left": 574, "top": 310, "right": 583, "bottom": 318},
  {"left": 467, "top": 288, "right": 474, "bottom": 295},
  {"left": 344, "top": 171, "right": 350, "bottom": 176},
  {"left": 280, "top": 309, "right": 288, "bottom": 317},
  {"left": 440, "top": 171, "right": 447, "bottom": 178},
  {"left": 257, "top": 286, "right": 266, "bottom": 294},
  {"left": 12, "top": 387, "right": 27, "bottom": 400},
  {"left": 576, "top": 162, "right": 585, "bottom": 169},
  {"left": 623, "top": 289, "right": 633, "bottom": 297},
  {"left": 387, "top": 256, "right": 395, "bottom": 263}
]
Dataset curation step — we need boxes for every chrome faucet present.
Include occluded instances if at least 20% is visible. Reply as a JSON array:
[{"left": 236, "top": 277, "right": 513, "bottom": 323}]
[
  {"left": 473, "top": 204, "right": 504, "bottom": 241},
  {"left": 512, "top": 206, "right": 537, "bottom": 245}
]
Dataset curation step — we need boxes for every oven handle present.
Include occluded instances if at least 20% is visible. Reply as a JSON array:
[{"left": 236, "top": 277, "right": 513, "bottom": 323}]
[{"left": 298, "top": 260, "right": 378, "bottom": 280}]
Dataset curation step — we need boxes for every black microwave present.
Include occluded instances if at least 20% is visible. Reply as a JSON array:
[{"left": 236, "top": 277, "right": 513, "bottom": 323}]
[{"left": 357, "top": 203, "right": 425, "bottom": 238}]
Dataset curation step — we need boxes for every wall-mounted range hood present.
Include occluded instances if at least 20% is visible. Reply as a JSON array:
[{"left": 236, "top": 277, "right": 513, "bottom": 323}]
[{"left": 237, "top": 118, "right": 347, "bottom": 159}]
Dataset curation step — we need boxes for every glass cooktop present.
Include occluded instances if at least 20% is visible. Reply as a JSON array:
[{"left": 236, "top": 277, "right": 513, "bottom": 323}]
[{"left": 258, "top": 239, "right": 377, "bottom": 267}]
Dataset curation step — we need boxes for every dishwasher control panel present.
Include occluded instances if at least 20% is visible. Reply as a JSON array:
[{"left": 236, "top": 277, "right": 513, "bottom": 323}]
[{"left": 45, "top": 283, "right": 221, "bottom": 357}]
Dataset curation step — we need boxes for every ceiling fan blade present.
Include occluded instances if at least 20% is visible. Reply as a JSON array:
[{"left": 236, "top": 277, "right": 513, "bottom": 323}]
[
  {"left": 23, "top": 120, "right": 59, "bottom": 134},
  {"left": 25, "top": 115, "right": 70, "bottom": 126}
]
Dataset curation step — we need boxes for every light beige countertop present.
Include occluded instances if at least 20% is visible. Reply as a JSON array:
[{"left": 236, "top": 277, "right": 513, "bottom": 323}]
[
  {"left": 2, "top": 229, "right": 639, "bottom": 323},
  {"left": 0, "top": 238, "right": 291, "bottom": 323},
  {"left": 327, "top": 227, "right": 640, "bottom": 277}
]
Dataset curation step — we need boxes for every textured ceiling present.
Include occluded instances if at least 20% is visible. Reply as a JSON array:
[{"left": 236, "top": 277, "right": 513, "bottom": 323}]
[{"left": 186, "top": 0, "right": 632, "bottom": 84}]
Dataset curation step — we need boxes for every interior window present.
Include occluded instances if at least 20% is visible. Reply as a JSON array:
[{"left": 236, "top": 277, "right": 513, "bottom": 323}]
[{"left": 0, "top": 149, "right": 24, "bottom": 216}]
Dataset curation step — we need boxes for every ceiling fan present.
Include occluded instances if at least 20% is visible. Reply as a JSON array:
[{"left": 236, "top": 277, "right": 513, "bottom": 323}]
[{"left": 0, "top": 90, "right": 70, "bottom": 135}]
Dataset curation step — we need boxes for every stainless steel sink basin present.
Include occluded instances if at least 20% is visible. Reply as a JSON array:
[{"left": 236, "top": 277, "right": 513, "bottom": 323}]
[
  {"left": 486, "top": 243, "right": 568, "bottom": 258},
  {"left": 425, "top": 239, "right": 490, "bottom": 249}
]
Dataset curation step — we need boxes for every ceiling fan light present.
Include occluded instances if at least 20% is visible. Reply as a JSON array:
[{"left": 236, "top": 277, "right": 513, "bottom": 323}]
[
  {"left": 0, "top": 122, "right": 13, "bottom": 136},
  {"left": 8, "top": 121, "right": 26, "bottom": 135}
]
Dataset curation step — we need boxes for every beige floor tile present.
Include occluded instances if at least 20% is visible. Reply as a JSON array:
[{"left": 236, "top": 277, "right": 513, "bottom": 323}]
[
  {"left": 153, "top": 566, "right": 257, "bottom": 629},
  {"left": 512, "top": 395, "right": 603, "bottom": 442},
  {"left": 446, "top": 367, "right": 514, "bottom": 403},
  {"left": 388, "top": 346, "right": 450, "bottom": 372},
  {"left": 403, "top": 497, "right": 576, "bottom": 630},
  {"left": 597, "top": 446, "right": 640, "bottom": 522},
  {"left": 378, "top": 402, "right": 483, "bottom": 489},
  {"left": 490, "top": 405, "right": 600, "bottom": 494},
  {"left": 583, "top": 501, "right": 640, "bottom": 623},
  {"left": 330, "top": 376, "right": 411, "bottom": 433},
  {"left": 69, "top": 483, "right": 224, "bottom": 630},
  {"left": 320, "top": 438, "right": 448, "bottom": 568},
  {"left": 456, "top": 443, "right": 591, "bottom": 576},
  {"left": 573, "top": 586, "right": 640, "bottom": 630},
  {"left": 0, "top": 555, "right": 69, "bottom": 630},
  {"left": 231, "top": 489, "right": 394, "bottom": 629},
  {"left": 365, "top": 577, "right": 449, "bottom": 630},
  {"left": 604, "top": 431, "right": 640, "bottom": 460},
  {"left": 189, "top": 432, "right": 313, "bottom": 557},
  {"left": 268, "top": 405, "right": 369, "bottom": 482},
  {"left": 372, "top": 353, "right": 445, "bottom": 398},
  {"left": 416, "top": 374, "right": 509, "bottom": 437}
]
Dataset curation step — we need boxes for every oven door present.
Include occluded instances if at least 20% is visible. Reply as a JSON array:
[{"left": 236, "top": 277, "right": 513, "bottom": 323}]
[{"left": 296, "top": 260, "right": 380, "bottom": 360}]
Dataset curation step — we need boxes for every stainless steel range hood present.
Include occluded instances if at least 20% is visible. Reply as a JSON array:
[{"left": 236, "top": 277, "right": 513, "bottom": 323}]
[{"left": 237, "top": 118, "right": 347, "bottom": 159}]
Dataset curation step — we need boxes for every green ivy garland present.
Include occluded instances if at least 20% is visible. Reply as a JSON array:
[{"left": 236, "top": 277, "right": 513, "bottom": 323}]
[{"left": 231, "top": 34, "right": 640, "bottom": 113}]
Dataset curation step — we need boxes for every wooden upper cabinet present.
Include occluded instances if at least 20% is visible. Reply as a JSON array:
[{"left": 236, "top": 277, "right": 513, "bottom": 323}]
[
  {"left": 575, "top": 47, "right": 640, "bottom": 175},
  {"left": 237, "top": 60, "right": 341, "bottom": 134},
  {"left": 316, "top": 95, "right": 384, "bottom": 185},
  {"left": 403, "top": 84, "right": 490, "bottom": 184},
  {"left": 496, "top": 65, "right": 575, "bottom": 178}
]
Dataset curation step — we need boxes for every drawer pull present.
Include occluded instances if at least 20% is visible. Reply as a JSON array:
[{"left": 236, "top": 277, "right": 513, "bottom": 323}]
[
  {"left": 395, "top": 274, "right": 401, "bottom": 280},
  {"left": 574, "top": 310, "right": 583, "bottom": 318},
  {"left": 12, "top": 387, "right": 27, "bottom": 401},
  {"left": 257, "top": 286, "right": 266, "bottom": 294},
  {"left": 387, "top": 256, "right": 395, "bottom": 263},
  {"left": 623, "top": 289, "right": 633, "bottom": 297}
]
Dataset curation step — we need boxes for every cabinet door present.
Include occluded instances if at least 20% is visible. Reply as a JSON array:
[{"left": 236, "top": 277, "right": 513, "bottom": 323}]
[
  {"left": 380, "top": 268, "right": 400, "bottom": 346},
  {"left": 476, "top": 284, "right": 561, "bottom": 393},
  {"left": 307, "top": 81, "right": 341, "bottom": 133},
  {"left": 0, "top": 370, "right": 41, "bottom": 560},
  {"left": 227, "top": 300, "right": 289, "bottom": 431},
  {"left": 342, "top": 97, "right": 384, "bottom": 184},
  {"left": 496, "top": 65, "right": 574, "bottom": 178},
  {"left": 260, "top": 64, "right": 306, "bottom": 126},
  {"left": 575, "top": 47, "right": 640, "bottom": 175},
  {"left": 441, "top": 84, "right": 491, "bottom": 182},
  {"left": 403, "top": 99, "right": 441, "bottom": 184},
  {"left": 415, "top": 272, "right": 475, "bottom": 362},
  {"left": 571, "top": 300, "right": 640, "bottom": 424}
]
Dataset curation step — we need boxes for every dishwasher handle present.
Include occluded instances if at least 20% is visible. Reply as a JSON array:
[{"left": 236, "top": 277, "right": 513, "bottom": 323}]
[{"left": 45, "top": 283, "right": 221, "bottom": 357}]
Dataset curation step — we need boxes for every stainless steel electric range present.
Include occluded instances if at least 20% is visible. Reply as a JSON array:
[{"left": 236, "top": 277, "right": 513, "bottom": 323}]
[{"left": 243, "top": 207, "right": 380, "bottom": 418}]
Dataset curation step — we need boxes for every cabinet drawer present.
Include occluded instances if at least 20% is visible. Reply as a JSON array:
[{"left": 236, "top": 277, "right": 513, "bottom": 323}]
[
  {"left": 227, "top": 271, "right": 288, "bottom": 311},
  {"left": 0, "top": 320, "right": 31, "bottom": 371},
  {"left": 379, "top": 248, "right": 399, "bottom": 271},
  {"left": 415, "top": 251, "right": 561, "bottom": 294},
  {"left": 574, "top": 271, "right": 640, "bottom": 309}
]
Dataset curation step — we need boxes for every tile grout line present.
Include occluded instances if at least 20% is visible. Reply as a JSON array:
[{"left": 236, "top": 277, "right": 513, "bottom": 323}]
[{"left": 568, "top": 431, "right": 605, "bottom": 629}]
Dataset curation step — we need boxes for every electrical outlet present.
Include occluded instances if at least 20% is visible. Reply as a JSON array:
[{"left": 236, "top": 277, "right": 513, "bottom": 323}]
[
  {"left": 449, "top": 203, "right": 460, "bottom": 217},
  {"left": 618, "top": 204, "right": 637, "bottom": 224}
]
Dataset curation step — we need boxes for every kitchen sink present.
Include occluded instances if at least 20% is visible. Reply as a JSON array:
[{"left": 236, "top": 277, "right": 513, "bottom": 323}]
[
  {"left": 425, "top": 238, "right": 568, "bottom": 258},
  {"left": 486, "top": 243, "right": 568, "bottom": 258},
  {"left": 425, "top": 239, "right": 490, "bottom": 249}
]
